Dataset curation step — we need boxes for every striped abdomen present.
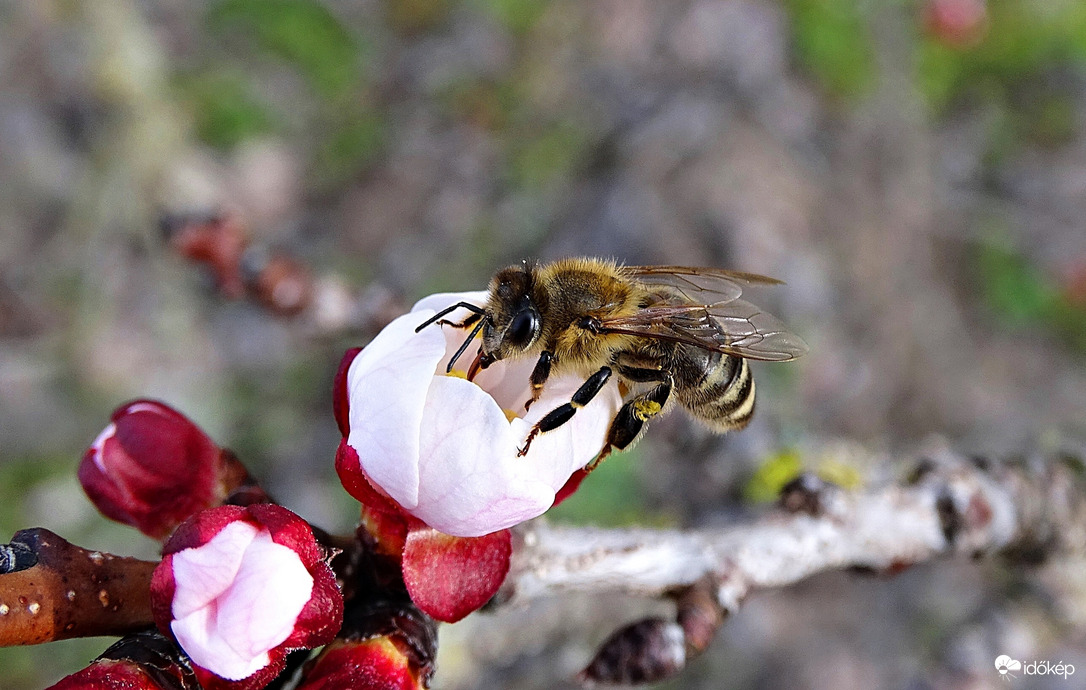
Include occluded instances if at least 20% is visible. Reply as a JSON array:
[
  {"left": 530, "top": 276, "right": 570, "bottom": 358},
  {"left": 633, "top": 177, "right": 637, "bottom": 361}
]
[{"left": 672, "top": 349, "right": 756, "bottom": 432}]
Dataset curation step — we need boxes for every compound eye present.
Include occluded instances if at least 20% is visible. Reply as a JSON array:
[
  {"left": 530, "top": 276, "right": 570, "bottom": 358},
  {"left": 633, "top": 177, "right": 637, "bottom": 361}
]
[{"left": 507, "top": 309, "right": 539, "bottom": 348}]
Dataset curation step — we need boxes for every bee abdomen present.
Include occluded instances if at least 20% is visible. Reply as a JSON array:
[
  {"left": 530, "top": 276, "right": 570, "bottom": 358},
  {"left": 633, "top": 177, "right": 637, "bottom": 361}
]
[{"left": 677, "top": 356, "right": 756, "bottom": 432}]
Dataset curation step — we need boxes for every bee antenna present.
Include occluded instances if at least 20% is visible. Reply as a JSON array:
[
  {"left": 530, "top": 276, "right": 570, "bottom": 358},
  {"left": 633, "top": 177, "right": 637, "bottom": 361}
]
[
  {"left": 415, "top": 302, "right": 486, "bottom": 333},
  {"left": 446, "top": 316, "right": 488, "bottom": 374}
]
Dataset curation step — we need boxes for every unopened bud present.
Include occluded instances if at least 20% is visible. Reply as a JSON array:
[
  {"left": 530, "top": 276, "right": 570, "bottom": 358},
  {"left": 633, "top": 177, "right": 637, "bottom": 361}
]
[
  {"left": 297, "top": 637, "right": 424, "bottom": 690},
  {"left": 150, "top": 505, "right": 343, "bottom": 689},
  {"left": 79, "top": 400, "right": 226, "bottom": 540}
]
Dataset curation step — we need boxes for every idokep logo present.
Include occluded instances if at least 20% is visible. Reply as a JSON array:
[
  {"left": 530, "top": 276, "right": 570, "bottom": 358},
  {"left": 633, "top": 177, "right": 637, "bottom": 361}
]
[
  {"left": 995, "top": 655, "right": 1022, "bottom": 679},
  {"left": 995, "top": 654, "right": 1075, "bottom": 681}
]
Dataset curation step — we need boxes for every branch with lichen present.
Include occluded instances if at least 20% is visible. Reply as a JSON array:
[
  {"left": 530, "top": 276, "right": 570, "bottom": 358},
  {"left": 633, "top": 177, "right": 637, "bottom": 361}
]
[{"left": 495, "top": 447, "right": 1086, "bottom": 684}]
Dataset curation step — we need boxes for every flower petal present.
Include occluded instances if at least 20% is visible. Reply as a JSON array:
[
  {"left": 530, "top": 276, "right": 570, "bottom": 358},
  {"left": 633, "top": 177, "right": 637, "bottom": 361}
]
[
  {"left": 215, "top": 531, "right": 314, "bottom": 665},
  {"left": 410, "top": 291, "right": 489, "bottom": 316},
  {"left": 412, "top": 376, "right": 528, "bottom": 534},
  {"left": 346, "top": 312, "right": 447, "bottom": 509},
  {"left": 508, "top": 374, "right": 623, "bottom": 488},
  {"left": 170, "top": 521, "right": 257, "bottom": 618},
  {"left": 153, "top": 506, "right": 342, "bottom": 687}
]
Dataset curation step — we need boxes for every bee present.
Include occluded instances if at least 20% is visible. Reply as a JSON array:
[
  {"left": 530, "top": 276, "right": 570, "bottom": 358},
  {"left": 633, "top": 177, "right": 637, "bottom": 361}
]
[{"left": 415, "top": 258, "right": 807, "bottom": 468}]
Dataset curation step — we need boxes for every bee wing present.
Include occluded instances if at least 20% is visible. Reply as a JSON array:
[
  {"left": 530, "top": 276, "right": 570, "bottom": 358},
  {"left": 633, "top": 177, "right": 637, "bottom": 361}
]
[
  {"left": 598, "top": 299, "right": 808, "bottom": 362},
  {"left": 625, "top": 265, "right": 784, "bottom": 305}
]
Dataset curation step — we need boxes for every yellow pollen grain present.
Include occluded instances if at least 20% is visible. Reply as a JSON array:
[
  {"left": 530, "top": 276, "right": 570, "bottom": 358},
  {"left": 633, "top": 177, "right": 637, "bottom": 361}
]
[
  {"left": 502, "top": 409, "right": 519, "bottom": 422},
  {"left": 445, "top": 369, "right": 468, "bottom": 380},
  {"left": 634, "top": 400, "right": 662, "bottom": 421}
]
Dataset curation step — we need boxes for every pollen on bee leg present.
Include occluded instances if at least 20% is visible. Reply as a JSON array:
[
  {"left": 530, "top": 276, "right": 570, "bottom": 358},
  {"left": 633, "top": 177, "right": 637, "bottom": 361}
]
[{"left": 633, "top": 400, "right": 662, "bottom": 421}]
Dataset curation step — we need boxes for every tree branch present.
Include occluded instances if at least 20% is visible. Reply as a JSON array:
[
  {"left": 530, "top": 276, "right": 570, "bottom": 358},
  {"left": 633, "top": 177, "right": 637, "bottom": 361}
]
[
  {"left": 0, "top": 529, "right": 157, "bottom": 646},
  {"left": 495, "top": 447, "right": 1086, "bottom": 684}
]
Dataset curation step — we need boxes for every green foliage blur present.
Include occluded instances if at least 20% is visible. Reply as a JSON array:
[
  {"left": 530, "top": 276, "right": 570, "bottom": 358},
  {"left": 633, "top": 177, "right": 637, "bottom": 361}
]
[
  {"left": 178, "top": 0, "right": 377, "bottom": 183},
  {"left": 976, "top": 241, "right": 1086, "bottom": 354},
  {"left": 783, "top": 0, "right": 1086, "bottom": 354}
]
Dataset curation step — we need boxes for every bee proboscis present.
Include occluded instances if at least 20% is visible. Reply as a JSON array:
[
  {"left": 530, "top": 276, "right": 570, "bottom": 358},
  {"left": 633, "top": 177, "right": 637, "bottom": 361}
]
[{"left": 416, "top": 258, "right": 807, "bottom": 468}]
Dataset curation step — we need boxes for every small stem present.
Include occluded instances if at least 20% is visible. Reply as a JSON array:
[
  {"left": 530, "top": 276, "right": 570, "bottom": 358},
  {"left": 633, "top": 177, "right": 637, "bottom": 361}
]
[{"left": 220, "top": 449, "right": 274, "bottom": 506}]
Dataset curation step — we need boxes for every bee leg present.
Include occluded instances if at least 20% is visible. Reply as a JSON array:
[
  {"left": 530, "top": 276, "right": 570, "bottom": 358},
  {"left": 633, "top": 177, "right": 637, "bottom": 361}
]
[
  {"left": 588, "top": 382, "right": 672, "bottom": 471},
  {"left": 524, "top": 351, "right": 554, "bottom": 411},
  {"left": 517, "top": 366, "right": 612, "bottom": 456}
]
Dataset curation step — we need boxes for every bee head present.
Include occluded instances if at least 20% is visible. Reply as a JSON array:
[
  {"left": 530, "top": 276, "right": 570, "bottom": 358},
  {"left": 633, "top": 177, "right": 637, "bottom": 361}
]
[{"left": 482, "top": 264, "right": 542, "bottom": 361}]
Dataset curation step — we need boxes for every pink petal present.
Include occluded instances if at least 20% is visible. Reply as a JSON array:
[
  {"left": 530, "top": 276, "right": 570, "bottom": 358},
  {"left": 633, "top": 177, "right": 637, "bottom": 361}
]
[
  {"left": 170, "top": 528, "right": 314, "bottom": 681},
  {"left": 347, "top": 313, "right": 447, "bottom": 509},
  {"left": 217, "top": 532, "right": 314, "bottom": 659},
  {"left": 409, "top": 291, "right": 489, "bottom": 315},
  {"left": 410, "top": 372, "right": 621, "bottom": 537},
  {"left": 172, "top": 604, "right": 269, "bottom": 680},
  {"left": 508, "top": 374, "right": 622, "bottom": 488},
  {"left": 413, "top": 376, "right": 541, "bottom": 536},
  {"left": 170, "top": 521, "right": 257, "bottom": 618}
]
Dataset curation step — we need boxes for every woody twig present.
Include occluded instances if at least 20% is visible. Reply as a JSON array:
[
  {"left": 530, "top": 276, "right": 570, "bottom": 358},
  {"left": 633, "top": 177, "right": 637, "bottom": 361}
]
[{"left": 497, "top": 446, "right": 1086, "bottom": 683}]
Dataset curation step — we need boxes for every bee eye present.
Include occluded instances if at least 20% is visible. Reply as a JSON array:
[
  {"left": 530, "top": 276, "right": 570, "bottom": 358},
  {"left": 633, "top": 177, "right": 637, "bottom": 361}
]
[{"left": 507, "top": 310, "right": 539, "bottom": 347}]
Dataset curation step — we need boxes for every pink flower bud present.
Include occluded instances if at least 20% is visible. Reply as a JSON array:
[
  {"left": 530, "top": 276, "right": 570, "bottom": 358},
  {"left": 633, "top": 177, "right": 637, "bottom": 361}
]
[
  {"left": 48, "top": 660, "right": 174, "bottom": 690},
  {"left": 79, "top": 400, "right": 225, "bottom": 540},
  {"left": 296, "top": 638, "right": 424, "bottom": 690},
  {"left": 150, "top": 505, "right": 343, "bottom": 690},
  {"left": 48, "top": 630, "right": 197, "bottom": 690},
  {"left": 337, "top": 292, "right": 621, "bottom": 537}
]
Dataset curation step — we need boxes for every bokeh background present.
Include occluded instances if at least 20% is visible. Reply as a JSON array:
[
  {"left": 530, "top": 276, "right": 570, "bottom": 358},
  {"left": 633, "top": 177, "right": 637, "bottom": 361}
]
[{"left": 2, "top": 0, "right": 1086, "bottom": 688}]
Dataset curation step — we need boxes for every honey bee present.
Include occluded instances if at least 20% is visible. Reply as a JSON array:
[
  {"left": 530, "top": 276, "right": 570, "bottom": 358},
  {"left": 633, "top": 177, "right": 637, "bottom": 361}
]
[{"left": 415, "top": 258, "right": 807, "bottom": 468}]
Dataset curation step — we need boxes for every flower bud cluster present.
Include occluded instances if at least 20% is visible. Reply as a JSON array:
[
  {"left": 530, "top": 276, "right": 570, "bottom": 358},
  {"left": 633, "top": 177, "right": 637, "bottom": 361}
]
[
  {"left": 59, "top": 289, "right": 613, "bottom": 686},
  {"left": 75, "top": 402, "right": 343, "bottom": 689}
]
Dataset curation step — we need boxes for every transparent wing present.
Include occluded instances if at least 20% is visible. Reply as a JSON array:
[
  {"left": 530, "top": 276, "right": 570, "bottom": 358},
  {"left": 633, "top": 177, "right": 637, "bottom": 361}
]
[
  {"left": 624, "top": 265, "right": 784, "bottom": 305},
  {"left": 599, "top": 298, "right": 808, "bottom": 362}
]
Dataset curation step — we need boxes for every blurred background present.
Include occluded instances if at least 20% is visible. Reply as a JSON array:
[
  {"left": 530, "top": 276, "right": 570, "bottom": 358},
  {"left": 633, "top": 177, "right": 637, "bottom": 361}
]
[{"left": 2, "top": 0, "right": 1086, "bottom": 687}]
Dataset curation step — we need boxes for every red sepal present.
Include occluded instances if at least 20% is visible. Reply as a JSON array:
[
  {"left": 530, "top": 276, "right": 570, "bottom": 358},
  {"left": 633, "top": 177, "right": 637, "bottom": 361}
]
[
  {"left": 335, "top": 440, "right": 402, "bottom": 516},
  {"left": 333, "top": 348, "right": 362, "bottom": 437},
  {"left": 401, "top": 527, "right": 511, "bottom": 623},
  {"left": 552, "top": 468, "right": 589, "bottom": 507},
  {"left": 48, "top": 660, "right": 167, "bottom": 690}
]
